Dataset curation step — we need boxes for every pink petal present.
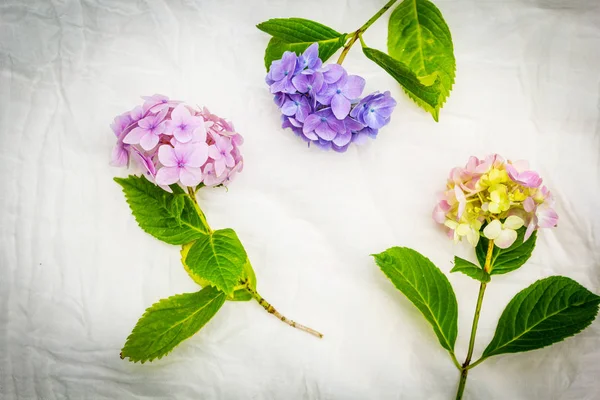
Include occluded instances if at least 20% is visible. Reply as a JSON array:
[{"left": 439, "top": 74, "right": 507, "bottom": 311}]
[
  {"left": 174, "top": 128, "right": 194, "bottom": 144},
  {"left": 139, "top": 132, "right": 159, "bottom": 151},
  {"left": 122, "top": 127, "right": 145, "bottom": 145},
  {"left": 519, "top": 171, "right": 542, "bottom": 188},
  {"left": 524, "top": 220, "right": 537, "bottom": 241},
  {"left": 186, "top": 143, "right": 209, "bottom": 168},
  {"left": 536, "top": 205, "right": 558, "bottom": 228},
  {"left": 512, "top": 160, "right": 529, "bottom": 172},
  {"left": 179, "top": 166, "right": 203, "bottom": 187},
  {"left": 214, "top": 158, "right": 226, "bottom": 177},
  {"left": 191, "top": 123, "right": 207, "bottom": 144},
  {"left": 155, "top": 166, "right": 180, "bottom": 186},
  {"left": 208, "top": 144, "right": 221, "bottom": 160},
  {"left": 523, "top": 197, "right": 536, "bottom": 213},
  {"left": 171, "top": 103, "right": 190, "bottom": 122},
  {"left": 158, "top": 145, "right": 178, "bottom": 167},
  {"left": 454, "top": 186, "right": 466, "bottom": 218},
  {"left": 111, "top": 144, "right": 129, "bottom": 167},
  {"left": 432, "top": 204, "right": 447, "bottom": 224},
  {"left": 505, "top": 163, "right": 519, "bottom": 181}
]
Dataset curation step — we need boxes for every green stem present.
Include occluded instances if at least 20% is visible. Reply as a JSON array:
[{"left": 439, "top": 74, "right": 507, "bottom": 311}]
[
  {"left": 187, "top": 186, "right": 211, "bottom": 233},
  {"left": 336, "top": 0, "right": 399, "bottom": 64},
  {"left": 455, "top": 240, "right": 494, "bottom": 400},
  {"left": 243, "top": 281, "right": 323, "bottom": 339}
]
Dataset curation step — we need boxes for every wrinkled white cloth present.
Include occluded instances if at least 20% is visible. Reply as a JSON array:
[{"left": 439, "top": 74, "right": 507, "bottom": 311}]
[{"left": 1, "top": 0, "right": 599, "bottom": 399}]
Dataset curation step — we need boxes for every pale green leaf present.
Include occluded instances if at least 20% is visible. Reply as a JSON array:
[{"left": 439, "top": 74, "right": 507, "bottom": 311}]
[
  {"left": 185, "top": 228, "right": 248, "bottom": 296},
  {"left": 388, "top": 0, "right": 455, "bottom": 121},
  {"left": 482, "top": 276, "right": 600, "bottom": 359},
  {"left": 373, "top": 247, "right": 458, "bottom": 351},
  {"left": 362, "top": 46, "right": 441, "bottom": 110},
  {"left": 114, "top": 175, "right": 209, "bottom": 245},
  {"left": 476, "top": 227, "right": 537, "bottom": 275},
  {"left": 121, "top": 286, "right": 226, "bottom": 363},
  {"left": 257, "top": 18, "right": 347, "bottom": 69},
  {"left": 180, "top": 242, "right": 256, "bottom": 302},
  {"left": 451, "top": 256, "right": 490, "bottom": 283}
]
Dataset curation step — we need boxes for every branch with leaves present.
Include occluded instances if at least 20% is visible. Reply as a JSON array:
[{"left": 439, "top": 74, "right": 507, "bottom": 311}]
[
  {"left": 257, "top": 0, "right": 455, "bottom": 154},
  {"left": 110, "top": 96, "right": 322, "bottom": 363},
  {"left": 373, "top": 154, "right": 599, "bottom": 399}
]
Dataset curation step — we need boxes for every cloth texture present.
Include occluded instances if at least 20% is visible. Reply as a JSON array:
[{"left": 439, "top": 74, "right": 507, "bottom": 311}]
[{"left": 1, "top": 0, "right": 599, "bottom": 399}]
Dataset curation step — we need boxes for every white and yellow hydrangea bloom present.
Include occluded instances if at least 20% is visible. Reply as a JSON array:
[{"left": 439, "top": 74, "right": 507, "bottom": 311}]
[{"left": 432, "top": 154, "right": 558, "bottom": 249}]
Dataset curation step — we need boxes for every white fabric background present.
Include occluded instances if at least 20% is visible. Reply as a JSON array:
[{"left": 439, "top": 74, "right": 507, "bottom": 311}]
[{"left": 1, "top": 0, "right": 599, "bottom": 399}]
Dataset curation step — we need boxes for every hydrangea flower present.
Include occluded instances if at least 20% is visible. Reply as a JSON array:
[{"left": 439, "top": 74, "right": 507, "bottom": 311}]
[
  {"left": 433, "top": 154, "right": 558, "bottom": 249},
  {"left": 266, "top": 43, "right": 397, "bottom": 152},
  {"left": 110, "top": 95, "right": 243, "bottom": 191}
]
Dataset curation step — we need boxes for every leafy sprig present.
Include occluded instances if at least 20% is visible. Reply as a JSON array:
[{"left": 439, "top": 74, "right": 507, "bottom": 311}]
[
  {"left": 257, "top": 0, "right": 455, "bottom": 121},
  {"left": 116, "top": 175, "right": 322, "bottom": 363},
  {"left": 373, "top": 233, "right": 599, "bottom": 399}
]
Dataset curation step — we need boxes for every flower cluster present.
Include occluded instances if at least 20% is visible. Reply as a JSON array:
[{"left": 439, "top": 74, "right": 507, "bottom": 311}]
[
  {"left": 111, "top": 94, "right": 243, "bottom": 190},
  {"left": 433, "top": 154, "right": 558, "bottom": 249},
  {"left": 266, "top": 43, "right": 397, "bottom": 152}
]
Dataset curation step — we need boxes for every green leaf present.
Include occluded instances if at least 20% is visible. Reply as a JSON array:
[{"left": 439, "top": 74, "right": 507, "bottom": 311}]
[
  {"left": 482, "top": 276, "right": 600, "bottom": 359},
  {"left": 114, "top": 175, "right": 209, "bottom": 245},
  {"left": 451, "top": 256, "right": 490, "bottom": 283},
  {"left": 362, "top": 46, "right": 441, "bottom": 110},
  {"left": 387, "top": 0, "right": 455, "bottom": 121},
  {"left": 372, "top": 247, "right": 458, "bottom": 352},
  {"left": 257, "top": 18, "right": 347, "bottom": 69},
  {"left": 180, "top": 242, "right": 256, "bottom": 302},
  {"left": 185, "top": 228, "right": 248, "bottom": 296},
  {"left": 476, "top": 227, "right": 537, "bottom": 275},
  {"left": 121, "top": 286, "right": 226, "bottom": 363}
]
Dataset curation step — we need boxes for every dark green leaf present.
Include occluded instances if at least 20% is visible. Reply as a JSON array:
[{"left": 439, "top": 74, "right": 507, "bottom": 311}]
[
  {"left": 387, "top": 0, "right": 455, "bottom": 121},
  {"left": 185, "top": 228, "right": 248, "bottom": 296},
  {"left": 257, "top": 18, "right": 347, "bottom": 69},
  {"left": 476, "top": 227, "right": 537, "bottom": 275},
  {"left": 373, "top": 247, "right": 458, "bottom": 352},
  {"left": 362, "top": 46, "right": 441, "bottom": 110},
  {"left": 482, "top": 276, "right": 600, "bottom": 358},
  {"left": 114, "top": 175, "right": 209, "bottom": 245},
  {"left": 451, "top": 256, "right": 490, "bottom": 283},
  {"left": 121, "top": 286, "right": 226, "bottom": 363}
]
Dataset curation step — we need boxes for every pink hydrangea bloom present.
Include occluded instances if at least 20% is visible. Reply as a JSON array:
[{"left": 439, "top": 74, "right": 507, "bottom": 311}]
[
  {"left": 433, "top": 154, "right": 558, "bottom": 249},
  {"left": 110, "top": 95, "right": 244, "bottom": 190}
]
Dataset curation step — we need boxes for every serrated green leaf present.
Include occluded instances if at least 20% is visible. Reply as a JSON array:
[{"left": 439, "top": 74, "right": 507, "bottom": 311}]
[
  {"left": 373, "top": 247, "right": 458, "bottom": 352},
  {"left": 451, "top": 256, "right": 490, "bottom": 283},
  {"left": 476, "top": 227, "right": 537, "bottom": 275},
  {"left": 387, "top": 0, "right": 455, "bottom": 121},
  {"left": 180, "top": 242, "right": 256, "bottom": 302},
  {"left": 362, "top": 46, "right": 441, "bottom": 110},
  {"left": 185, "top": 228, "right": 248, "bottom": 296},
  {"left": 121, "top": 286, "right": 226, "bottom": 363},
  {"left": 482, "top": 276, "right": 600, "bottom": 359},
  {"left": 257, "top": 18, "right": 347, "bottom": 69},
  {"left": 114, "top": 175, "right": 209, "bottom": 245}
]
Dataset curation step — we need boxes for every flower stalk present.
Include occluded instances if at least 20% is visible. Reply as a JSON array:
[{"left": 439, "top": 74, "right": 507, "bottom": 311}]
[
  {"left": 243, "top": 280, "right": 324, "bottom": 339},
  {"left": 455, "top": 239, "right": 494, "bottom": 400},
  {"left": 337, "top": 0, "right": 399, "bottom": 64}
]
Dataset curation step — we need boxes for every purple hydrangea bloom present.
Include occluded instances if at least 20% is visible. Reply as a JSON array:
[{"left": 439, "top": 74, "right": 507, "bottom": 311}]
[
  {"left": 265, "top": 43, "right": 396, "bottom": 151},
  {"left": 350, "top": 91, "right": 397, "bottom": 129}
]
